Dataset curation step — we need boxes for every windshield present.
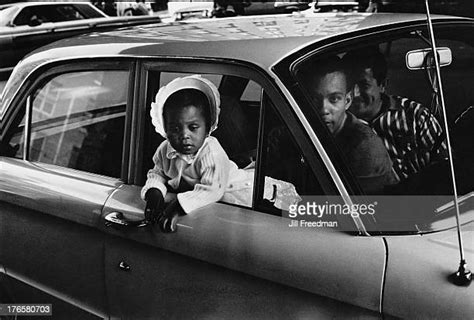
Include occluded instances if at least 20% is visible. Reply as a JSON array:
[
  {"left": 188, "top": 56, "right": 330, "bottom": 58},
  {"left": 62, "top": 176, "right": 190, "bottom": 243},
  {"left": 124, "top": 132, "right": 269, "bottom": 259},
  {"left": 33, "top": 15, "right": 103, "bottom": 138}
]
[{"left": 289, "top": 24, "right": 474, "bottom": 234}]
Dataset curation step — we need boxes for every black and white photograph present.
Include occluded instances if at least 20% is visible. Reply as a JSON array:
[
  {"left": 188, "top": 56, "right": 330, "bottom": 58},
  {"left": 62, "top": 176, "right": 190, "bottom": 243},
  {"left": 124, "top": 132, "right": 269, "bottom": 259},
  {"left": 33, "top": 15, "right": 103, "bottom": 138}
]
[{"left": 0, "top": 0, "right": 473, "bottom": 319}]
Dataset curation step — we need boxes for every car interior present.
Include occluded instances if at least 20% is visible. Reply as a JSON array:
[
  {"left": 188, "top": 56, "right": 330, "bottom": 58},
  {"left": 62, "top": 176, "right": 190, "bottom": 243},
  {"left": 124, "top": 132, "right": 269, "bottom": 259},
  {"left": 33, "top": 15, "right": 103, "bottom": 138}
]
[{"left": 293, "top": 29, "right": 474, "bottom": 198}]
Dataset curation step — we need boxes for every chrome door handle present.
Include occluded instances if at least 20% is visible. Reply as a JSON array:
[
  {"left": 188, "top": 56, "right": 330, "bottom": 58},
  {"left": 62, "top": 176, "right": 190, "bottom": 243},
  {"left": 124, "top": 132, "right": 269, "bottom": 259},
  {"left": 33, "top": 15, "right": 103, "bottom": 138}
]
[{"left": 104, "top": 212, "right": 149, "bottom": 228}]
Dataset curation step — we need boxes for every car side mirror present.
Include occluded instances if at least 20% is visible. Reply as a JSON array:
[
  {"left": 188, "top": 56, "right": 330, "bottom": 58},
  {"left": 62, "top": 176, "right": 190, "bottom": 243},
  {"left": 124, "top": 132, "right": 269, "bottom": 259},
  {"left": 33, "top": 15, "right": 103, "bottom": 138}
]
[
  {"left": 28, "top": 16, "right": 42, "bottom": 27},
  {"left": 406, "top": 47, "right": 452, "bottom": 70}
]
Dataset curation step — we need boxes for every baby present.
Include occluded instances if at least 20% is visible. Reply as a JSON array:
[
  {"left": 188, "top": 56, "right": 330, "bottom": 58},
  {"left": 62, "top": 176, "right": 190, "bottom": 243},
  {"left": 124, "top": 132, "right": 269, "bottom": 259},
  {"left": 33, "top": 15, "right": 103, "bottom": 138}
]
[{"left": 141, "top": 75, "right": 253, "bottom": 232}]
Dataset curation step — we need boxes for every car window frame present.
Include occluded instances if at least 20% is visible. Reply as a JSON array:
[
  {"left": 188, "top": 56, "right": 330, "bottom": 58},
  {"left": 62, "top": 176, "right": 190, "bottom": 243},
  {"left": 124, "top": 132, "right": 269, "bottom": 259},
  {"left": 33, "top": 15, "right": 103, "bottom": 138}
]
[
  {"left": 275, "top": 20, "right": 474, "bottom": 234},
  {"left": 1, "top": 58, "right": 136, "bottom": 182},
  {"left": 132, "top": 58, "right": 344, "bottom": 219}
]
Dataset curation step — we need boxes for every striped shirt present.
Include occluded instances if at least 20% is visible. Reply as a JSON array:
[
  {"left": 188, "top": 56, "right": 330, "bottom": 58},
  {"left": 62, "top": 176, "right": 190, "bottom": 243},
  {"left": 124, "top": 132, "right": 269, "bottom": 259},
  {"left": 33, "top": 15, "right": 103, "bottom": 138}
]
[{"left": 367, "top": 94, "right": 447, "bottom": 180}]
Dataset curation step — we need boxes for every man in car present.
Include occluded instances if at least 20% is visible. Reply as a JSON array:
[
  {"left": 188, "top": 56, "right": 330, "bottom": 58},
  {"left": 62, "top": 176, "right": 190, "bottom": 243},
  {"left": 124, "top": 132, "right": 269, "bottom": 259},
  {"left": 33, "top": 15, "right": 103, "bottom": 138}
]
[
  {"left": 343, "top": 47, "right": 447, "bottom": 181},
  {"left": 302, "top": 56, "right": 398, "bottom": 194}
]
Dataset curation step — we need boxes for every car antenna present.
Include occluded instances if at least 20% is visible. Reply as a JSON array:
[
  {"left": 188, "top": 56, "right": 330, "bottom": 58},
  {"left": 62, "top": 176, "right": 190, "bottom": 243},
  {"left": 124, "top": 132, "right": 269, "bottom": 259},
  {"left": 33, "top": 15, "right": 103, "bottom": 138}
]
[{"left": 424, "top": 0, "right": 471, "bottom": 286}]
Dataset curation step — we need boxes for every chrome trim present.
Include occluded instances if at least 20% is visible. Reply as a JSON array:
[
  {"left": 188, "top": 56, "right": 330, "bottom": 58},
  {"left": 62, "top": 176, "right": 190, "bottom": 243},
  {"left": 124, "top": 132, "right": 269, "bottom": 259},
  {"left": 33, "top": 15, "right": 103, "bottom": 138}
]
[
  {"left": 435, "top": 192, "right": 474, "bottom": 214},
  {"left": 105, "top": 211, "right": 149, "bottom": 228},
  {"left": 379, "top": 237, "right": 389, "bottom": 314},
  {"left": 0, "top": 66, "right": 14, "bottom": 73},
  {"left": 23, "top": 95, "right": 31, "bottom": 161}
]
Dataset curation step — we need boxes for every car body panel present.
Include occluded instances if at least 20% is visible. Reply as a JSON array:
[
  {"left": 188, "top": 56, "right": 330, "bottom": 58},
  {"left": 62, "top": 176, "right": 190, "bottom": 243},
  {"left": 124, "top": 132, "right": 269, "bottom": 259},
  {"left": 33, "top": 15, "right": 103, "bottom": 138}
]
[
  {"left": 0, "top": 157, "right": 121, "bottom": 317},
  {"left": 384, "top": 223, "right": 474, "bottom": 319},
  {"left": 101, "top": 184, "right": 386, "bottom": 318},
  {"left": 0, "top": 201, "right": 107, "bottom": 318},
  {"left": 104, "top": 232, "right": 383, "bottom": 319},
  {"left": 0, "top": 157, "right": 121, "bottom": 226}
]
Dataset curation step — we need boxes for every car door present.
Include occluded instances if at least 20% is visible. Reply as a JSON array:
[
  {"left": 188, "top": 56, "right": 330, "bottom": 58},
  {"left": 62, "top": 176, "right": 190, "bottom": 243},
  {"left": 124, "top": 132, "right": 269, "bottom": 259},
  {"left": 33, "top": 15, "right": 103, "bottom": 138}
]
[
  {"left": 101, "top": 60, "right": 387, "bottom": 318},
  {"left": 0, "top": 60, "right": 134, "bottom": 318}
]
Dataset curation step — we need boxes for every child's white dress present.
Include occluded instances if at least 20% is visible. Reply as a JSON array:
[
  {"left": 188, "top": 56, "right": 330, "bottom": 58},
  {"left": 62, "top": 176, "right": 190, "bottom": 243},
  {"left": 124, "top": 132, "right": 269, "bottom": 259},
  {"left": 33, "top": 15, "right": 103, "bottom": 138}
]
[{"left": 141, "top": 136, "right": 300, "bottom": 213}]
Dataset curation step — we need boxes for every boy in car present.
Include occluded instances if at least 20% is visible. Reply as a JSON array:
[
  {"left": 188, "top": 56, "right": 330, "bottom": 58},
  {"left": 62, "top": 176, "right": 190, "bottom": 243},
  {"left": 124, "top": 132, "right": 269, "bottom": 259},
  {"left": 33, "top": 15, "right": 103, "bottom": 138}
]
[{"left": 301, "top": 56, "right": 398, "bottom": 193}]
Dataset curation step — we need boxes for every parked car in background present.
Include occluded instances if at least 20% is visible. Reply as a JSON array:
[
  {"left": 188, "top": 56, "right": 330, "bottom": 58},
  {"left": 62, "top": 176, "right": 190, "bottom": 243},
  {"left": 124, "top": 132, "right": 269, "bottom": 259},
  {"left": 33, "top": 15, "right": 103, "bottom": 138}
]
[
  {"left": 167, "top": 1, "right": 311, "bottom": 20},
  {"left": 167, "top": 1, "right": 214, "bottom": 21},
  {"left": 0, "top": 2, "right": 107, "bottom": 27},
  {"left": 274, "top": 1, "right": 312, "bottom": 12},
  {"left": 0, "top": 11, "right": 473, "bottom": 319},
  {"left": 247, "top": 1, "right": 311, "bottom": 15},
  {"left": 116, "top": 1, "right": 153, "bottom": 16},
  {"left": 310, "top": 0, "right": 359, "bottom": 12},
  {"left": 0, "top": 1, "right": 161, "bottom": 76}
]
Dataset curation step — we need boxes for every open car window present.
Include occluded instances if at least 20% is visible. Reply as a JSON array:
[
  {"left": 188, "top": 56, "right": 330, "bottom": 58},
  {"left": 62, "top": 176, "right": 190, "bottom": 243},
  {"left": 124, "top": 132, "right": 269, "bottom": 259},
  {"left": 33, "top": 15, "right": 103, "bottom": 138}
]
[{"left": 140, "top": 68, "right": 333, "bottom": 219}]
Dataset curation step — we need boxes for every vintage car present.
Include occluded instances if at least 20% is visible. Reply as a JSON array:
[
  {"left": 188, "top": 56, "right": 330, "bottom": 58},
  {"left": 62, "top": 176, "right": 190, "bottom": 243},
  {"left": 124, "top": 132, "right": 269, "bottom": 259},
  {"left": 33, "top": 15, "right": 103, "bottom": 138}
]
[
  {"left": 0, "top": 11, "right": 473, "bottom": 319},
  {"left": 308, "top": 0, "right": 359, "bottom": 12},
  {"left": 115, "top": 1, "right": 153, "bottom": 17},
  {"left": 167, "top": 1, "right": 311, "bottom": 21},
  {"left": 0, "top": 1, "right": 161, "bottom": 75}
]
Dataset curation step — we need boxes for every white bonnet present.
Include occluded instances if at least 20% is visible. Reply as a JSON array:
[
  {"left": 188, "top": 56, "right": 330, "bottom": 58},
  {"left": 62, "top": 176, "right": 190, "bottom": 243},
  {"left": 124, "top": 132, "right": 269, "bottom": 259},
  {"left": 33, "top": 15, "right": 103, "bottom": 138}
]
[{"left": 150, "top": 75, "right": 221, "bottom": 137}]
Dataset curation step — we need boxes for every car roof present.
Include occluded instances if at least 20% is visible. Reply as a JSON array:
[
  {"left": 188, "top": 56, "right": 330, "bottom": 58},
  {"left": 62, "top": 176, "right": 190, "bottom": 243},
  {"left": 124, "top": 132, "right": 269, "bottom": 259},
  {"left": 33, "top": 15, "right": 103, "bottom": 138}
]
[{"left": 17, "top": 13, "right": 472, "bottom": 72}]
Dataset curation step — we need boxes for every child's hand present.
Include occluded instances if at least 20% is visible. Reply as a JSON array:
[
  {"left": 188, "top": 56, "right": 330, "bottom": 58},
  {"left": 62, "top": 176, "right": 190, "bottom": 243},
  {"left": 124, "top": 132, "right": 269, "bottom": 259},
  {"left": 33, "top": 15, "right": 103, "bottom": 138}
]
[
  {"left": 159, "top": 199, "right": 185, "bottom": 233},
  {"left": 144, "top": 188, "right": 164, "bottom": 223}
]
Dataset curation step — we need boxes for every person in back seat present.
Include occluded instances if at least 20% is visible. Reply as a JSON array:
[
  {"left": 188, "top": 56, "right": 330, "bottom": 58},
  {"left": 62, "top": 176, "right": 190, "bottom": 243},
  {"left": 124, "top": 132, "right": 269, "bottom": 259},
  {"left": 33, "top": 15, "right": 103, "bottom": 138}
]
[{"left": 343, "top": 47, "right": 447, "bottom": 181}]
